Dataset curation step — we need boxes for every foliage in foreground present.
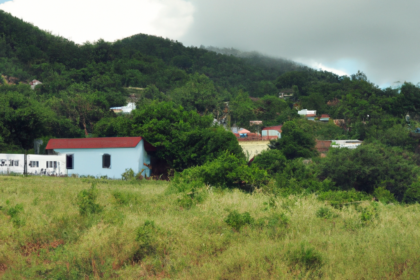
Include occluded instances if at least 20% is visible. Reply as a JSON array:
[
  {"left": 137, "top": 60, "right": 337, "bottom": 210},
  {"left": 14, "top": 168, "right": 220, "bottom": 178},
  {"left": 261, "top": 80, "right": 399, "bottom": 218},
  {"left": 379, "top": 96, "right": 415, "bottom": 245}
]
[{"left": 2, "top": 176, "right": 420, "bottom": 279}]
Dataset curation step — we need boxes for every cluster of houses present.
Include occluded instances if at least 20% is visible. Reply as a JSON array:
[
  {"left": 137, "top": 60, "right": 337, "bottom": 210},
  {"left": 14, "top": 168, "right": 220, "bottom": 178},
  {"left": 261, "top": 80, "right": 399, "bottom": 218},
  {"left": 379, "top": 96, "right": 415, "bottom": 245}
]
[{"left": 297, "top": 109, "right": 331, "bottom": 122}]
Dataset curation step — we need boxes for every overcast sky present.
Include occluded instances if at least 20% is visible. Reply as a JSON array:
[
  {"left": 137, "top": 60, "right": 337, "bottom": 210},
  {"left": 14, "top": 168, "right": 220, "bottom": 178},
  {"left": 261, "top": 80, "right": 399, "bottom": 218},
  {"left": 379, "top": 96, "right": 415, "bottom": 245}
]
[{"left": 1, "top": 0, "right": 419, "bottom": 86}]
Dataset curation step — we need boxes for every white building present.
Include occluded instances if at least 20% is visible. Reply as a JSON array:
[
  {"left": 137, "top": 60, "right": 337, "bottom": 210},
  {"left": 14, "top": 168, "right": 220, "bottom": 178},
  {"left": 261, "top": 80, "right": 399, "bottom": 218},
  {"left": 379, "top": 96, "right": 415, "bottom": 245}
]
[
  {"left": 26, "top": 154, "right": 67, "bottom": 176},
  {"left": 110, "top": 102, "right": 136, "bottom": 114},
  {"left": 331, "top": 140, "right": 362, "bottom": 149},
  {"left": 30, "top": 80, "right": 42, "bottom": 90},
  {"left": 0, "top": 154, "right": 67, "bottom": 176},
  {"left": 0, "top": 154, "right": 25, "bottom": 174},
  {"left": 298, "top": 109, "right": 317, "bottom": 116}
]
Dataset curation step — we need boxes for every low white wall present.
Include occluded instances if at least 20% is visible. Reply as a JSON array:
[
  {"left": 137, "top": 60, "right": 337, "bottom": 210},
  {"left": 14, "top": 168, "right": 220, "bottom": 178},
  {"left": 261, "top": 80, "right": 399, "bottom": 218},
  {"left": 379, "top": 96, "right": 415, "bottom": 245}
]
[
  {"left": 27, "top": 154, "right": 67, "bottom": 176},
  {"left": 0, "top": 154, "right": 25, "bottom": 174},
  {"left": 0, "top": 154, "right": 67, "bottom": 176}
]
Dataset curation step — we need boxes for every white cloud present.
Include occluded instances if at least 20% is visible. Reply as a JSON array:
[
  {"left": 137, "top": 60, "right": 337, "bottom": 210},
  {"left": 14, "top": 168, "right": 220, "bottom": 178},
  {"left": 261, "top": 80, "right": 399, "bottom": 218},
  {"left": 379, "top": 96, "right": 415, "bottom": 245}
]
[
  {"left": 0, "top": 0, "right": 194, "bottom": 44},
  {"left": 294, "top": 59, "right": 349, "bottom": 77}
]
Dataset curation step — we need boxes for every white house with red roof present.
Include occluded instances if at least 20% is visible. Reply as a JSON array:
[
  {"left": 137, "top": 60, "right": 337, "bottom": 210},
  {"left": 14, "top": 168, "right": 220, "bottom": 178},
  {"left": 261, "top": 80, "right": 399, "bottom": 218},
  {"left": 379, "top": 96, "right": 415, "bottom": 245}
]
[{"left": 45, "top": 137, "right": 156, "bottom": 178}]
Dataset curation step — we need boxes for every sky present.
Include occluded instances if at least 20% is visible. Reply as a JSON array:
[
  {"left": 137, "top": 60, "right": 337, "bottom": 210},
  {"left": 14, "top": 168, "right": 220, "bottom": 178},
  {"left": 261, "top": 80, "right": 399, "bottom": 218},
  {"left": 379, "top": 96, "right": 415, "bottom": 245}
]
[{"left": 1, "top": 0, "right": 419, "bottom": 86}]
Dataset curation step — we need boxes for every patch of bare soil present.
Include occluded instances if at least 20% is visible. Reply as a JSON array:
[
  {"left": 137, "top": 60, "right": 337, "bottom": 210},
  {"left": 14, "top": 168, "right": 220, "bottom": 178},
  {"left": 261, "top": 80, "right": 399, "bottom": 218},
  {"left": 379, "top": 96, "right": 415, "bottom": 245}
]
[{"left": 21, "top": 240, "right": 65, "bottom": 257}]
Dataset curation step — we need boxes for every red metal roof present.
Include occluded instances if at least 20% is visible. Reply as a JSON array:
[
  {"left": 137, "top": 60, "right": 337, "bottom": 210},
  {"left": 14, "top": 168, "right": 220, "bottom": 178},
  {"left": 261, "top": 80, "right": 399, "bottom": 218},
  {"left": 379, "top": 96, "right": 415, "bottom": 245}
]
[
  {"left": 262, "top": 125, "right": 282, "bottom": 132},
  {"left": 320, "top": 114, "right": 330, "bottom": 118},
  {"left": 46, "top": 137, "right": 156, "bottom": 151},
  {"left": 306, "top": 114, "right": 316, "bottom": 117}
]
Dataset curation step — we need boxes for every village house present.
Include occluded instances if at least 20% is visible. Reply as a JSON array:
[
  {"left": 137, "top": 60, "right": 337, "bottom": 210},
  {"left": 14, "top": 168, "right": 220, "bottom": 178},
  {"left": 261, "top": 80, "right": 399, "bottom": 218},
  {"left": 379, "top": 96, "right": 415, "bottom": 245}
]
[
  {"left": 262, "top": 125, "right": 282, "bottom": 139},
  {"left": 319, "top": 114, "right": 330, "bottom": 122},
  {"left": 298, "top": 109, "right": 316, "bottom": 116},
  {"left": 45, "top": 137, "right": 155, "bottom": 178},
  {"left": 110, "top": 102, "right": 136, "bottom": 114},
  {"left": 278, "top": 88, "right": 294, "bottom": 99},
  {"left": 30, "top": 80, "right": 42, "bottom": 90},
  {"left": 306, "top": 114, "right": 316, "bottom": 121}
]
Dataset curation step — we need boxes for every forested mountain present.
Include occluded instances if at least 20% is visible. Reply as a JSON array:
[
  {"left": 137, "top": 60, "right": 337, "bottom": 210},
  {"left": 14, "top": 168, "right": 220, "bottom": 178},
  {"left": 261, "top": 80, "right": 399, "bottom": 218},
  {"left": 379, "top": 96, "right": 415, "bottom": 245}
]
[
  {"left": 3, "top": 9, "right": 420, "bottom": 203},
  {"left": 1, "top": 9, "right": 420, "bottom": 153}
]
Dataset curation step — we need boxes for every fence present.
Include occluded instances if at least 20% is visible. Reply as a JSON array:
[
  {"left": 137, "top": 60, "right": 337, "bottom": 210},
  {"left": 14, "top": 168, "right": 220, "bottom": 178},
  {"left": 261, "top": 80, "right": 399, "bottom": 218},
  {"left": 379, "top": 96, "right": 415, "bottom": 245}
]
[{"left": 0, "top": 154, "right": 67, "bottom": 176}]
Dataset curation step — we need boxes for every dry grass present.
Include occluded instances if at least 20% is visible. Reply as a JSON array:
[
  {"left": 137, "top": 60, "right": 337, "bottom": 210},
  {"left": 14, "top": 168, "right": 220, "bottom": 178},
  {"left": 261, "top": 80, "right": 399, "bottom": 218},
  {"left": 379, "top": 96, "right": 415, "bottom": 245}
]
[{"left": 0, "top": 176, "right": 420, "bottom": 279}]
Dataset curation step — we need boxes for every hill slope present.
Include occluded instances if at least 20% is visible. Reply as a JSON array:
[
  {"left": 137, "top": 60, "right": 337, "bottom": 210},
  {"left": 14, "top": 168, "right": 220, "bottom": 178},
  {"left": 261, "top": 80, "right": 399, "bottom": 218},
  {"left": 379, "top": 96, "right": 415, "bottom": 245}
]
[{"left": 1, "top": 176, "right": 420, "bottom": 279}]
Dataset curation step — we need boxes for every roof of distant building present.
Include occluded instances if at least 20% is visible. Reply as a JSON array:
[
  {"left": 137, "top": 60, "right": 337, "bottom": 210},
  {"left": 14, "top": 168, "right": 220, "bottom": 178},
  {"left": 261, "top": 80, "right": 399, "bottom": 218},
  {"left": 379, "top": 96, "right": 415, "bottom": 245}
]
[
  {"left": 306, "top": 114, "right": 316, "bottom": 117},
  {"left": 46, "top": 137, "right": 156, "bottom": 151},
  {"left": 262, "top": 125, "right": 282, "bottom": 132},
  {"left": 320, "top": 114, "right": 330, "bottom": 118},
  {"left": 316, "top": 140, "right": 332, "bottom": 152},
  {"left": 29, "top": 80, "right": 42, "bottom": 85}
]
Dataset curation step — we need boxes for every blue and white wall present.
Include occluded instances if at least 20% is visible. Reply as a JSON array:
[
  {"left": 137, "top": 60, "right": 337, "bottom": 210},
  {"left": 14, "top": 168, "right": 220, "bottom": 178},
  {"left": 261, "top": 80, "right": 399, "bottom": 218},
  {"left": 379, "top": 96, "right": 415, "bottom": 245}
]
[
  {"left": 54, "top": 140, "right": 151, "bottom": 178},
  {"left": 262, "top": 130, "right": 281, "bottom": 138}
]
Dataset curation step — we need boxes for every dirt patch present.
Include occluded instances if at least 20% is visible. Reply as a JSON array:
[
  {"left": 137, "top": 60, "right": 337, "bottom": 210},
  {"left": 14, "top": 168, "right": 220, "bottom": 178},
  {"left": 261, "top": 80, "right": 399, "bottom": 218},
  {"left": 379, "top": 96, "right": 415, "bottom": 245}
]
[
  {"left": 21, "top": 240, "right": 65, "bottom": 256},
  {"left": 0, "top": 263, "right": 7, "bottom": 276}
]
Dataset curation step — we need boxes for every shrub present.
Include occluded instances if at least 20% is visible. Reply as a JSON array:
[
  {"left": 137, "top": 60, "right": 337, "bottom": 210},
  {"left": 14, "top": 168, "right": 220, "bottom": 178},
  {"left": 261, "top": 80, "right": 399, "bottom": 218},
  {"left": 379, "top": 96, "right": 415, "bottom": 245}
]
[
  {"left": 403, "top": 181, "right": 420, "bottom": 203},
  {"left": 224, "top": 210, "right": 254, "bottom": 231},
  {"left": 268, "top": 120, "right": 318, "bottom": 160},
  {"left": 254, "top": 212, "right": 290, "bottom": 230},
  {"left": 317, "top": 144, "right": 420, "bottom": 201},
  {"left": 198, "top": 152, "right": 269, "bottom": 190},
  {"left": 112, "top": 191, "right": 130, "bottom": 205},
  {"left": 373, "top": 186, "right": 396, "bottom": 204},
  {"left": 121, "top": 168, "right": 135, "bottom": 181},
  {"left": 359, "top": 203, "right": 379, "bottom": 223},
  {"left": 135, "top": 220, "right": 160, "bottom": 259},
  {"left": 6, "top": 203, "right": 25, "bottom": 227},
  {"left": 7, "top": 203, "right": 23, "bottom": 218},
  {"left": 316, "top": 207, "right": 335, "bottom": 219},
  {"left": 252, "top": 149, "right": 286, "bottom": 175},
  {"left": 275, "top": 159, "right": 335, "bottom": 196},
  {"left": 177, "top": 187, "right": 207, "bottom": 209},
  {"left": 76, "top": 183, "right": 103, "bottom": 216},
  {"left": 288, "top": 243, "right": 324, "bottom": 270}
]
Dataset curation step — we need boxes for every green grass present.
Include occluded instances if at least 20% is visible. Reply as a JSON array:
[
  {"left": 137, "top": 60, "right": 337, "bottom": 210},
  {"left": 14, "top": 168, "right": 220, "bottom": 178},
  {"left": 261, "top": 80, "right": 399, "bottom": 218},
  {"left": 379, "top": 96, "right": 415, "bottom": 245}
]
[{"left": 1, "top": 176, "right": 420, "bottom": 279}]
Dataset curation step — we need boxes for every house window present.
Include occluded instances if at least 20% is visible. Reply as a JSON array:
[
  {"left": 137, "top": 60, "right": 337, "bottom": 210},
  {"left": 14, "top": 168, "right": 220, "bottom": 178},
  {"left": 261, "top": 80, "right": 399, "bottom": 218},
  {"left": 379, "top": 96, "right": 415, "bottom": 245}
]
[
  {"left": 66, "top": 155, "right": 74, "bottom": 169},
  {"left": 29, "top": 161, "right": 39, "bottom": 168},
  {"left": 102, "top": 154, "right": 111, "bottom": 169}
]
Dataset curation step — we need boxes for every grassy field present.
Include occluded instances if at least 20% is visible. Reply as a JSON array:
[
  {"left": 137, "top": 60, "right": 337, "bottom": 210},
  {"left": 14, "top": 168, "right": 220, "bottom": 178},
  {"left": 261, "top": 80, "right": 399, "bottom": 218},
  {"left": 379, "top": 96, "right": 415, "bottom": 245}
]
[{"left": 1, "top": 176, "right": 420, "bottom": 279}]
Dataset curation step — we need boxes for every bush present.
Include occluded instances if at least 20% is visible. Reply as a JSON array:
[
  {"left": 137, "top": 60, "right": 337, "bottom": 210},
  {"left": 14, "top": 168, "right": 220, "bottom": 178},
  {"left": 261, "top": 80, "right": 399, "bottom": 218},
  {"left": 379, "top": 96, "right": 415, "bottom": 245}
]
[
  {"left": 135, "top": 220, "right": 160, "bottom": 259},
  {"left": 225, "top": 210, "right": 254, "bottom": 231},
  {"left": 6, "top": 203, "right": 25, "bottom": 227},
  {"left": 112, "top": 191, "right": 133, "bottom": 205},
  {"left": 317, "top": 190, "right": 372, "bottom": 209},
  {"left": 288, "top": 243, "right": 324, "bottom": 270},
  {"left": 254, "top": 212, "right": 290, "bottom": 230},
  {"left": 317, "top": 144, "right": 420, "bottom": 201},
  {"left": 252, "top": 149, "right": 286, "bottom": 175},
  {"left": 275, "top": 159, "right": 335, "bottom": 196},
  {"left": 403, "top": 181, "right": 420, "bottom": 203},
  {"left": 177, "top": 187, "right": 207, "bottom": 209},
  {"left": 76, "top": 183, "right": 103, "bottom": 216},
  {"left": 359, "top": 203, "right": 379, "bottom": 223},
  {"left": 316, "top": 207, "right": 335, "bottom": 219},
  {"left": 269, "top": 120, "right": 318, "bottom": 160},
  {"left": 373, "top": 186, "right": 396, "bottom": 204},
  {"left": 121, "top": 168, "right": 135, "bottom": 181},
  {"left": 179, "top": 152, "right": 269, "bottom": 190}
]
